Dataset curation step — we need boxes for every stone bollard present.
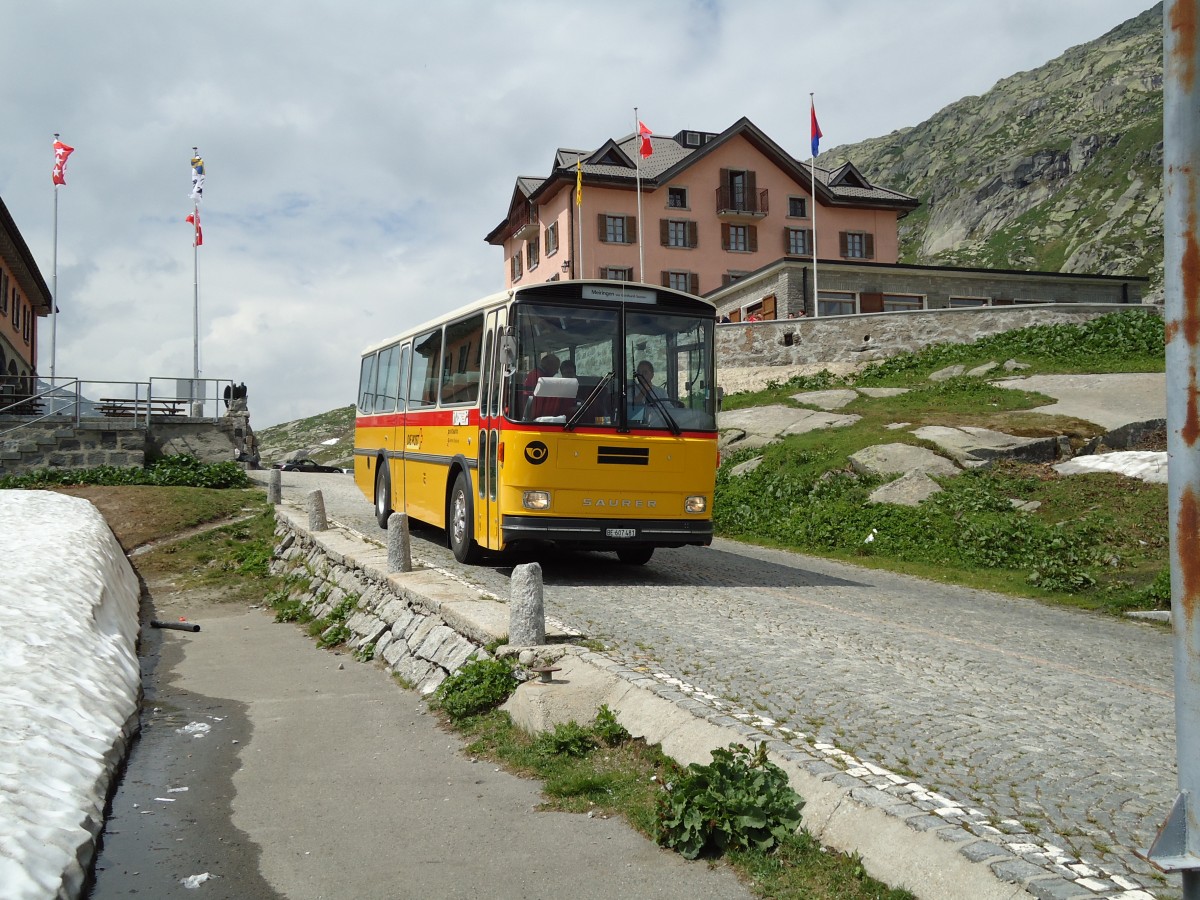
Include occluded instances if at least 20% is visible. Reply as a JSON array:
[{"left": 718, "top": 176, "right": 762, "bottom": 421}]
[
  {"left": 268, "top": 468, "right": 282, "bottom": 505},
  {"left": 387, "top": 512, "right": 412, "bottom": 573},
  {"left": 509, "top": 562, "right": 545, "bottom": 647},
  {"left": 307, "top": 489, "right": 328, "bottom": 532}
]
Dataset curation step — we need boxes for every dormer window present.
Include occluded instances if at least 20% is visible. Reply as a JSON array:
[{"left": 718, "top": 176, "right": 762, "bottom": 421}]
[{"left": 685, "top": 132, "right": 701, "bottom": 146}]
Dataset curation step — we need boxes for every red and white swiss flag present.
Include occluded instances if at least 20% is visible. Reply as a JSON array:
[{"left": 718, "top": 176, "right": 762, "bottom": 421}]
[{"left": 52, "top": 139, "right": 74, "bottom": 185}]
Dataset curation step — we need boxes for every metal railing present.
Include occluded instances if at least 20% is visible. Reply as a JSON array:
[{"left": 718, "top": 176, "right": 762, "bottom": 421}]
[
  {"left": 0, "top": 375, "right": 237, "bottom": 439},
  {"left": 715, "top": 186, "right": 769, "bottom": 216}
]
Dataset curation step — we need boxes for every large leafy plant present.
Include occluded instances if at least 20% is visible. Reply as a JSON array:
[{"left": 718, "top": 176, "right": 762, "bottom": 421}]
[{"left": 657, "top": 742, "right": 804, "bottom": 859}]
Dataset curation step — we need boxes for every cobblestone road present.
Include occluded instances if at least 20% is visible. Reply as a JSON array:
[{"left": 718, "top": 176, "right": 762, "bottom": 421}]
[{"left": 270, "top": 471, "right": 1179, "bottom": 898}]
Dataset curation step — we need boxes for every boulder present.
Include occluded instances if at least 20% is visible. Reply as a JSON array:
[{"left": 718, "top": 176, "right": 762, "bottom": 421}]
[
  {"left": 848, "top": 443, "right": 960, "bottom": 478},
  {"left": 911, "top": 425, "right": 1057, "bottom": 465},
  {"left": 867, "top": 471, "right": 945, "bottom": 506}
]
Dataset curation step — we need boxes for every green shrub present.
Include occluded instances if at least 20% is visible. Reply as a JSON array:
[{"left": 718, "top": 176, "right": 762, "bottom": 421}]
[
  {"left": 657, "top": 742, "right": 804, "bottom": 860},
  {"left": 593, "top": 704, "right": 631, "bottom": 747},
  {"left": 535, "top": 721, "right": 597, "bottom": 758},
  {"left": 433, "top": 657, "right": 519, "bottom": 721},
  {"left": 0, "top": 454, "right": 250, "bottom": 489}
]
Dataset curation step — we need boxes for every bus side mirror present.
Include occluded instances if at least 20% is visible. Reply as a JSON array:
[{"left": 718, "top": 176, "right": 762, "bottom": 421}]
[{"left": 500, "top": 335, "right": 517, "bottom": 377}]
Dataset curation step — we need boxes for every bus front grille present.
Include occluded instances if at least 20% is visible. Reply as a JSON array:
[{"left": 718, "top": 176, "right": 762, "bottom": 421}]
[{"left": 597, "top": 446, "right": 650, "bottom": 466}]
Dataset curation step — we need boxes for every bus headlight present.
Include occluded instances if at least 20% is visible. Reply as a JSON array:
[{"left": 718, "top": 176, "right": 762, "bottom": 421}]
[
  {"left": 522, "top": 490, "right": 551, "bottom": 510},
  {"left": 685, "top": 495, "right": 707, "bottom": 514}
]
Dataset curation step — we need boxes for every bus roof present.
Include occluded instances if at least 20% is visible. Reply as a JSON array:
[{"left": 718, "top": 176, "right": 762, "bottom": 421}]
[{"left": 359, "top": 280, "right": 715, "bottom": 358}]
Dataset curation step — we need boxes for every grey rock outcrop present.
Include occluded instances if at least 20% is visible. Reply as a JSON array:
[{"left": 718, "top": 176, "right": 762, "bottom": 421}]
[{"left": 849, "top": 443, "right": 960, "bottom": 478}]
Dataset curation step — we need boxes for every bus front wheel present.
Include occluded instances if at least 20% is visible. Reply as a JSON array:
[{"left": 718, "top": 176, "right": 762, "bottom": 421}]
[
  {"left": 617, "top": 547, "right": 654, "bottom": 565},
  {"left": 448, "top": 472, "right": 482, "bottom": 564},
  {"left": 375, "top": 464, "right": 392, "bottom": 529}
]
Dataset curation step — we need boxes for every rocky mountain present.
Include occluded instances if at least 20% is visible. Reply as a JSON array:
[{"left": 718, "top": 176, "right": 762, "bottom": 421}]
[
  {"left": 822, "top": 3, "right": 1164, "bottom": 291},
  {"left": 255, "top": 404, "right": 355, "bottom": 468}
]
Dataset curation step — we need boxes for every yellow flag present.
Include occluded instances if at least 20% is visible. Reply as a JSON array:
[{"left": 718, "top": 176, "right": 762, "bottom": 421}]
[{"left": 575, "top": 158, "right": 582, "bottom": 206}]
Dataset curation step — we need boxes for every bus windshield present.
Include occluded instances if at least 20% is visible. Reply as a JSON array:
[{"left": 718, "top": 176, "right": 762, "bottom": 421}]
[{"left": 507, "top": 301, "right": 716, "bottom": 431}]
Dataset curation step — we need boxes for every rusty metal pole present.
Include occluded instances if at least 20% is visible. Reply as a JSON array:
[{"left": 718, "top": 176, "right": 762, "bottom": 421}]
[{"left": 1148, "top": 2, "right": 1200, "bottom": 893}]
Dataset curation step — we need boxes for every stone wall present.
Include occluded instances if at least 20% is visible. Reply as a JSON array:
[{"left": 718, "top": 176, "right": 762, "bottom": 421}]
[
  {"left": 716, "top": 303, "right": 1158, "bottom": 385},
  {"left": 0, "top": 420, "right": 147, "bottom": 475},
  {"left": 269, "top": 509, "right": 487, "bottom": 694},
  {"left": 0, "top": 414, "right": 252, "bottom": 476}
]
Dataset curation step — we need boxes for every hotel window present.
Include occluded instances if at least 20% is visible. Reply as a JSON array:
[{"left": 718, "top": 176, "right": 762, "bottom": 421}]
[
  {"left": 839, "top": 231, "right": 875, "bottom": 259},
  {"left": 949, "top": 296, "right": 991, "bottom": 308},
  {"left": 662, "top": 219, "right": 697, "bottom": 249},
  {"left": 785, "top": 228, "right": 810, "bottom": 256},
  {"left": 601, "top": 266, "right": 632, "bottom": 281},
  {"left": 788, "top": 197, "right": 808, "bottom": 218},
  {"left": 722, "top": 223, "right": 756, "bottom": 252},
  {"left": 663, "top": 271, "right": 699, "bottom": 294},
  {"left": 544, "top": 221, "right": 558, "bottom": 256},
  {"left": 0, "top": 272, "right": 7, "bottom": 315},
  {"left": 510, "top": 253, "right": 522, "bottom": 282},
  {"left": 598, "top": 214, "right": 635, "bottom": 244},
  {"left": 667, "top": 186, "right": 688, "bottom": 209},
  {"left": 818, "top": 290, "right": 857, "bottom": 317},
  {"left": 21, "top": 305, "right": 30, "bottom": 343},
  {"left": 721, "top": 271, "right": 750, "bottom": 286},
  {"left": 526, "top": 240, "right": 539, "bottom": 271},
  {"left": 882, "top": 293, "right": 924, "bottom": 312}
]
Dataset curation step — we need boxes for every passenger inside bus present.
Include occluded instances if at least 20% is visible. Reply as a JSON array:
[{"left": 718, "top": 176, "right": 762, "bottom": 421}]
[{"left": 628, "top": 359, "right": 671, "bottom": 423}]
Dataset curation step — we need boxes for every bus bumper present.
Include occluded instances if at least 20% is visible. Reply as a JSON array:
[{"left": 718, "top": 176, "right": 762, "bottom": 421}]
[{"left": 501, "top": 515, "right": 712, "bottom": 550}]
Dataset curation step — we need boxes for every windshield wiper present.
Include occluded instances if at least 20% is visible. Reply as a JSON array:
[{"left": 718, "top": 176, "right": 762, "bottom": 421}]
[
  {"left": 633, "top": 371, "right": 682, "bottom": 436},
  {"left": 564, "top": 371, "right": 614, "bottom": 432}
]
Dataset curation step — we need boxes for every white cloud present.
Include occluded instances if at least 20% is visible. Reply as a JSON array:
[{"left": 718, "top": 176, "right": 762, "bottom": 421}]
[{"left": 0, "top": 0, "right": 1156, "bottom": 426}]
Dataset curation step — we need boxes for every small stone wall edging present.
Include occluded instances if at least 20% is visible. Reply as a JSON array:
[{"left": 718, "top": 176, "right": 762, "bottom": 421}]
[{"left": 269, "top": 507, "right": 505, "bottom": 693}]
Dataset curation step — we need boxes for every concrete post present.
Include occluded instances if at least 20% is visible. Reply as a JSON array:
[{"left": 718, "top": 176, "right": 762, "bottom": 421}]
[
  {"left": 387, "top": 512, "right": 412, "bottom": 572},
  {"left": 268, "top": 468, "right": 281, "bottom": 505},
  {"left": 307, "top": 489, "right": 328, "bottom": 532},
  {"left": 508, "top": 562, "right": 545, "bottom": 647}
]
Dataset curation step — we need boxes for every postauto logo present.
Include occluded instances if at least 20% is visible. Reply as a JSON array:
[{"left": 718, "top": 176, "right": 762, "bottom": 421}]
[{"left": 524, "top": 441, "right": 548, "bottom": 465}]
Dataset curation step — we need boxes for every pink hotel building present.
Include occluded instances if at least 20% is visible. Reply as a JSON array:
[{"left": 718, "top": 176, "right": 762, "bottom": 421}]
[{"left": 485, "top": 116, "right": 920, "bottom": 313}]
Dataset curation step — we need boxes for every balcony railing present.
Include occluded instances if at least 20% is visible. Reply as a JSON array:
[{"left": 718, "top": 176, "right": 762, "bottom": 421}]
[
  {"left": 715, "top": 187, "right": 769, "bottom": 217},
  {"left": 510, "top": 207, "right": 539, "bottom": 240}
]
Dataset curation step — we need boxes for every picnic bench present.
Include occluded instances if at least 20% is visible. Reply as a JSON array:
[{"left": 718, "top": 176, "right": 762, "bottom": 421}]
[{"left": 96, "top": 397, "right": 186, "bottom": 418}]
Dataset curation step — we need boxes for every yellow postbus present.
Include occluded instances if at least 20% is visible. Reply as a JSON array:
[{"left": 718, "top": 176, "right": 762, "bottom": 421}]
[{"left": 353, "top": 280, "right": 718, "bottom": 565}]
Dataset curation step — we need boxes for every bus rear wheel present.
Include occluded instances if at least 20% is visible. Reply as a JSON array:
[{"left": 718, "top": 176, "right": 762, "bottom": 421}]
[
  {"left": 375, "top": 464, "right": 392, "bottom": 529},
  {"left": 616, "top": 547, "right": 654, "bottom": 565},
  {"left": 448, "top": 472, "right": 482, "bottom": 564}
]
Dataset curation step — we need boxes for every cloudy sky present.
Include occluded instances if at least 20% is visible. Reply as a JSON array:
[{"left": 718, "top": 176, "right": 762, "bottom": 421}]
[{"left": 0, "top": 0, "right": 1157, "bottom": 428}]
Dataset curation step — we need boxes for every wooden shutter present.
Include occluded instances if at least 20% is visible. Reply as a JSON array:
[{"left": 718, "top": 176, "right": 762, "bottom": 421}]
[
  {"left": 783, "top": 228, "right": 792, "bottom": 253},
  {"left": 860, "top": 292, "right": 884, "bottom": 314},
  {"left": 721, "top": 223, "right": 731, "bottom": 250},
  {"left": 762, "top": 294, "right": 776, "bottom": 319},
  {"left": 598, "top": 214, "right": 608, "bottom": 243},
  {"left": 689, "top": 273, "right": 700, "bottom": 295},
  {"left": 747, "top": 225, "right": 758, "bottom": 253},
  {"left": 687, "top": 221, "right": 698, "bottom": 248},
  {"left": 839, "top": 232, "right": 849, "bottom": 257},
  {"left": 660, "top": 219, "right": 670, "bottom": 246},
  {"left": 865, "top": 234, "right": 875, "bottom": 259},
  {"left": 660, "top": 271, "right": 671, "bottom": 287},
  {"left": 627, "top": 216, "right": 637, "bottom": 243},
  {"left": 722, "top": 273, "right": 733, "bottom": 287},
  {"left": 729, "top": 307, "right": 741, "bottom": 321},
  {"left": 746, "top": 171, "right": 758, "bottom": 211}
]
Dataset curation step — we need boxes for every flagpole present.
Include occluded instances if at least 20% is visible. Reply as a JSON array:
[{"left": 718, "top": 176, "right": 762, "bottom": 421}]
[
  {"left": 810, "top": 94, "right": 820, "bottom": 319},
  {"left": 634, "top": 107, "right": 644, "bottom": 283},
  {"left": 192, "top": 146, "right": 200, "bottom": 412},
  {"left": 51, "top": 133, "right": 60, "bottom": 386},
  {"left": 576, "top": 155, "right": 583, "bottom": 280}
]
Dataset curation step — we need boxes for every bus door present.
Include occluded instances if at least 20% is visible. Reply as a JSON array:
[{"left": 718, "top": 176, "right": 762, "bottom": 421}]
[
  {"left": 395, "top": 343, "right": 411, "bottom": 515},
  {"left": 479, "top": 309, "right": 506, "bottom": 550}
]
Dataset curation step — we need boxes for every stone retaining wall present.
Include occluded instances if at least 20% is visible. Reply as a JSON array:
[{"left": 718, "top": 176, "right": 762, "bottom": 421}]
[
  {"left": 269, "top": 509, "right": 490, "bottom": 694},
  {"left": 716, "top": 303, "right": 1159, "bottom": 379}
]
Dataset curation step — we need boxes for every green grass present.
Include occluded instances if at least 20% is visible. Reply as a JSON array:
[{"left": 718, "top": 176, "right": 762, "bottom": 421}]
[
  {"left": 452, "top": 709, "right": 915, "bottom": 900},
  {"left": 717, "top": 312, "right": 1169, "bottom": 613}
]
